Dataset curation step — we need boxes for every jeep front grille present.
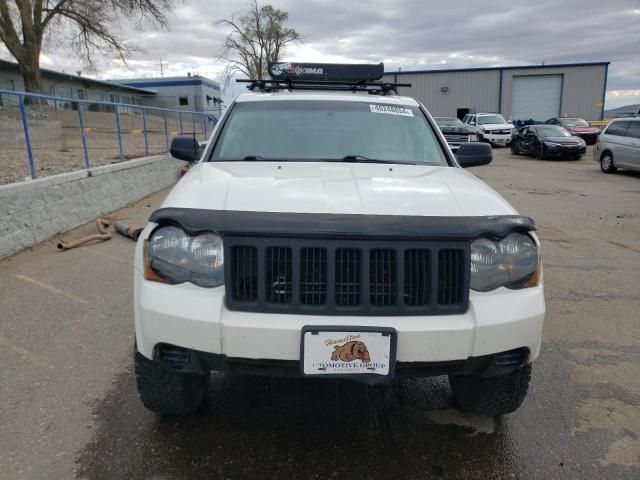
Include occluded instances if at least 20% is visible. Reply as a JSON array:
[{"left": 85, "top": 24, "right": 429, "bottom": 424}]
[
  {"left": 300, "top": 247, "right": 327, "bottom": 305},
  {"left": 230, "top": 245, "right": 258, "bottom": 302},
  {"left": 438, "top": 249, "right": 465, "bottom": 305},
  {"left": 225, "top": 237, "right": 470, "bottom": 316},
  {"left": 404, "top": 249, "right": 431, "bottom": 306},
  {"left": 335, "top": 248, "right": 361, "bottom": 306}
]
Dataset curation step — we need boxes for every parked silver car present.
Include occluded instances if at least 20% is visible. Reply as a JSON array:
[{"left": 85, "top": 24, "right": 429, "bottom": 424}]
[{"left": 594, "top": 117, "right": 640, "bottom": 173}]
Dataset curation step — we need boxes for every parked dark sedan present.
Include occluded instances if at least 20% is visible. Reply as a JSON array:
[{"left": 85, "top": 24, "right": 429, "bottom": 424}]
[
  {"left": 433, "top": 117, "right": 478, "bottom": 151},
  {"left": 544, "top": 117, "right": 600, "bottom": 145},
  {"left": 511, "top": 125, "right": 586, "bottom": 160}
]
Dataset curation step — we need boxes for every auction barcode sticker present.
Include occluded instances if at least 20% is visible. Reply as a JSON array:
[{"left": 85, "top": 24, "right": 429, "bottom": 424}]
[{"left": 369, "top": 104, "right": 414, "bottom": 117}]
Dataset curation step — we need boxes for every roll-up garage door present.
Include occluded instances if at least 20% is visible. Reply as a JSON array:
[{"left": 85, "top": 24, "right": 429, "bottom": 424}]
[{"left": 511, "top": 75, "right": 562, "bottom": 121}]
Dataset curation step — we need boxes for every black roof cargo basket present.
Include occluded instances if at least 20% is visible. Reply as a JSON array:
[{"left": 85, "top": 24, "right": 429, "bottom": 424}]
[{"left": 237, "top": 62, "right": 411, "bottom": 95}]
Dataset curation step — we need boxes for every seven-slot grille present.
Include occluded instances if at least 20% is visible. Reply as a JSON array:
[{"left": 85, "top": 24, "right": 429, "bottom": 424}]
[{"left": 225, "top": 237, "right": 470, "bottom": 316}]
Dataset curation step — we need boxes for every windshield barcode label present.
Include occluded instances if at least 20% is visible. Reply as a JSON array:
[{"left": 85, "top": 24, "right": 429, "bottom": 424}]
[{"left": 369, "top": 105, "right": 414, "bottom": 117}]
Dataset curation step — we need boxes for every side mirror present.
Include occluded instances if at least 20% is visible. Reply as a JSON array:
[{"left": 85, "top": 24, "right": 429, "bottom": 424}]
[
  {"left": 170, "top": 136, "right": 200, "bottom": 162},
  {"left": 455, "top": 142, "right": 492, "bottom": 168}
]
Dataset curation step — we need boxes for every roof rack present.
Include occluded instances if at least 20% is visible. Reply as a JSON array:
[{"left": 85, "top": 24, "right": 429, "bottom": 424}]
[{"left": 237, "top": 62, "right": 411, "bottom": 96}]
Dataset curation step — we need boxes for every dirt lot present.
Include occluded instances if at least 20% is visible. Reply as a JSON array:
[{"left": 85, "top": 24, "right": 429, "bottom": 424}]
[
  {"left": 0, "top": 107, "right": 210, "bottom": 184},
  {"left": 0, "top": 147, "right": 638, "bottom": 479}
]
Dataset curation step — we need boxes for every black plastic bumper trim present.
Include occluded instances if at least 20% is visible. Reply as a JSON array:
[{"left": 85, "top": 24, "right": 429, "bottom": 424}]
[{"left": 153, "top": 344, "right": 530, "bottom": 384}]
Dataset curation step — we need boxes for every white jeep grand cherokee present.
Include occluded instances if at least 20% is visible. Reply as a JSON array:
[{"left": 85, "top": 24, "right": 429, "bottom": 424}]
[{"left": 133, "top": 63, "right": 545, "bottom": 416}]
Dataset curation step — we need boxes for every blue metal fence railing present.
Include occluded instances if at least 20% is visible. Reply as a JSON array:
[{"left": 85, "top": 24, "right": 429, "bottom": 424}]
[{"left": 0, "top": 89, "right": 218, "bottom": 184}]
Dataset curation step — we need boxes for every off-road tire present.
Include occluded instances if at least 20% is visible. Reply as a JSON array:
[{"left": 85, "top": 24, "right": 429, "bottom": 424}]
[
  {"left": 600, "top": 152, "right": 617, "bottom": 173},
  {"left": 135, "top": 350, "right": 209, "bottom": 415},
  {"left": 449, "top": 365, "right": 531, "bottom": 416}
]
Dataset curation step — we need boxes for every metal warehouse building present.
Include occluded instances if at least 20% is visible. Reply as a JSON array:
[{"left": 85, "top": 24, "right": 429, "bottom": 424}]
[
  {"left": 382, "top": 62, "right": 609, "bottom": 122},
  {"left": 114, "top": 75, "right": 222, "bottom": 116}
]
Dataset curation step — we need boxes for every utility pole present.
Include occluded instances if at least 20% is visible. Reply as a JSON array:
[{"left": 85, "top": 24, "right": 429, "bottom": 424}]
[{"left": 157, "top": 58, "right": 168, "bottom": 78}]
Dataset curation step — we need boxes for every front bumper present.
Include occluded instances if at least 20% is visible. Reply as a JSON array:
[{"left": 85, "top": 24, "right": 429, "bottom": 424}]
[
  {"left": 134, "top": 265, "right": 545, "bottom": 368},
  {"left": 152, "top": 343, "right": 530, "bottom": 380},
  {"left": 573, "top": 132, "right": 599, "bottom": 145},
  {"left": 482, "top": 132, "right": 512, "bottom": 145},
  {"left": 545, "top": 144, "right": 587, "bottom": 157}
]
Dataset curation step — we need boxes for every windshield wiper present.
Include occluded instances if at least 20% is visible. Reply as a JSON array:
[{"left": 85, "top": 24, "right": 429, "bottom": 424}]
[
  {"left": 340, "top": 155, "right": 416, "bottom": 165},
  {"left": 242, "top": 155, "right": 282, "bottom": 162}
]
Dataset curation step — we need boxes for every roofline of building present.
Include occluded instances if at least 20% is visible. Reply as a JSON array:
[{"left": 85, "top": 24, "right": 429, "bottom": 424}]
[
  {"left": 115, "top": 77, "right": 220, "bottom": 90},
  {"left": 385, "top": 61, "right": 610, "bottom": 76},
  {"left": 0, "top": 59, "right": 157, "bottom": 94}
]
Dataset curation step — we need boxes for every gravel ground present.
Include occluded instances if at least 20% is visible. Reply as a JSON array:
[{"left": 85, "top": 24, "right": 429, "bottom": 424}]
[{"left": 1, "top": 107, "right": 209, "bottom": 185}]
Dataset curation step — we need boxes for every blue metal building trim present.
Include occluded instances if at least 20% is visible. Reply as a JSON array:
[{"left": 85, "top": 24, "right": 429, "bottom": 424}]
[
  {"left": 387, "top": 61, "right": 610, "bottom": 76},
  {"left": 559, "top": 74, "right": 565, "bottom": 117},
  {"left": 120, "top": 79, "right": 220, "bottom": 90},
  {"left": 498, "top": 69, "right": 503, "bottom": 114},
  {"left": 600, "top": 63, "right": 609, "bottom": 120}
]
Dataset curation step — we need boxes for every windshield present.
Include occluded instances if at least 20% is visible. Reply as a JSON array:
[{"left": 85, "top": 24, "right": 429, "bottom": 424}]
[
  {"left": 435, "top": 117, "right": 465, "bottom": 127},
  {"left": 536, "top": 126, "right": 572, "bottom": 138},
  {"left": 210, "top": 100, "right": 448, "bottom": 165},
  {"left": 478, "top": 115, "right": 507, "bottom": 125},
  {"left": 478, "top": 114, "right": 507, "bottom": 125},
  {"left": 561, "top": 118, "right": 589, "bottom": 127}
]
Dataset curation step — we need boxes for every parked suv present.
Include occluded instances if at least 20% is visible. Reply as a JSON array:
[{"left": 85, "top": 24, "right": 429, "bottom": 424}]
[
  {"left": 133, "top": 63, "right": 545, "bottom": 417},
  {"left": 594, "top": 117, "right": 640, "bottom": 173},
  {"left": 433, "top": 117, "right": 478, "bottom": 151},
  {"left": 463, "top": 113, "right": 515, "bottom": 146}
]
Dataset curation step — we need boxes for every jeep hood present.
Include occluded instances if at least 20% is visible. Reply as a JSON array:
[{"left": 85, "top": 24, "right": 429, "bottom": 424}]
[{"left": 161, "top": 162, "right": 517, "bottom": 217}]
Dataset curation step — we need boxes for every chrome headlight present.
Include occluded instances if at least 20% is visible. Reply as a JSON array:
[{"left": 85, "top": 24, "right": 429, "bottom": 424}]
[
  {"left": 145, "top": 226, "right": 224, "bottom": 287},
  {"left": 471, "top": 232, "right": 539, "bottom": 291}
]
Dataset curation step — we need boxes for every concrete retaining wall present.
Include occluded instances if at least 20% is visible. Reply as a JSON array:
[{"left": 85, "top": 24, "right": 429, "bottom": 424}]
[{"left": 0, "top": 155, "right": 182, "bottom": 258}]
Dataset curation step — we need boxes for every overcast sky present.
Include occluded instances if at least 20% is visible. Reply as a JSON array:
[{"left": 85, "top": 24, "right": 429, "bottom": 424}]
[{"left": 4, "top": 0, "right": 640, "bottom": 109}]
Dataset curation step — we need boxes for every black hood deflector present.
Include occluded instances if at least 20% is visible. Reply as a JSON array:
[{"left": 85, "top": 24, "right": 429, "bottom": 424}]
[{"left": 149, "top": 208, "right": 536, "bottom": 241}]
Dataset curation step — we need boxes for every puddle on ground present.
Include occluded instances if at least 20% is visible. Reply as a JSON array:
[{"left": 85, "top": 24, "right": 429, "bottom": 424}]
[{"left": 424, "top": 409, "right": 495, "bottom": 435}]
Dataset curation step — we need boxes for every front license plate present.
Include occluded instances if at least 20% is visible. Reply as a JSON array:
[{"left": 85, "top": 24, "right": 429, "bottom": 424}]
[{"left": 301, "top": 327, "right": 396, "bottom": 376}]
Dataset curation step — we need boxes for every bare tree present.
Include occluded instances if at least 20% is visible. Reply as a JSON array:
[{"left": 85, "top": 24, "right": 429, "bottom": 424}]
[
  {"left": 0, "top": 0, "right": 174, "bottom": 93},
  {"left": 218, "top": 0, "right": 301, "bottom": 81}
]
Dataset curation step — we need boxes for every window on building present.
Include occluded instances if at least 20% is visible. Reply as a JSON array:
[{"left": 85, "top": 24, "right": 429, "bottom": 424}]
[
  {"left": 179, "top": 96, "right": 189, "bottom": 106},
  {"left": 77, "top": 89, "right": 85, "bottom": 100}
]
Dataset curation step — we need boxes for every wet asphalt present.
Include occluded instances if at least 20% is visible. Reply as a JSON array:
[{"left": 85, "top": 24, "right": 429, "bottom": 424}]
[{"left": 0, "top": 147, "right": 639, "bottom": 479}]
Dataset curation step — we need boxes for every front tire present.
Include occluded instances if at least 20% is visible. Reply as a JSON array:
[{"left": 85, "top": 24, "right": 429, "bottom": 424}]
[
  {"left": 449, "top": 365, "right": 531, "bottom": 416},
  {"left": 510, "top": 143, "right": 520, "bottom": 155},
  {"left": 135, "top": 349, "right": 209, "bottom": 415},
  {"left": 600, "top": 152, "right": 617, "bottom": 173},
  {"left": 535, "top": 145, "right": 546, "bottom": 160}
]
